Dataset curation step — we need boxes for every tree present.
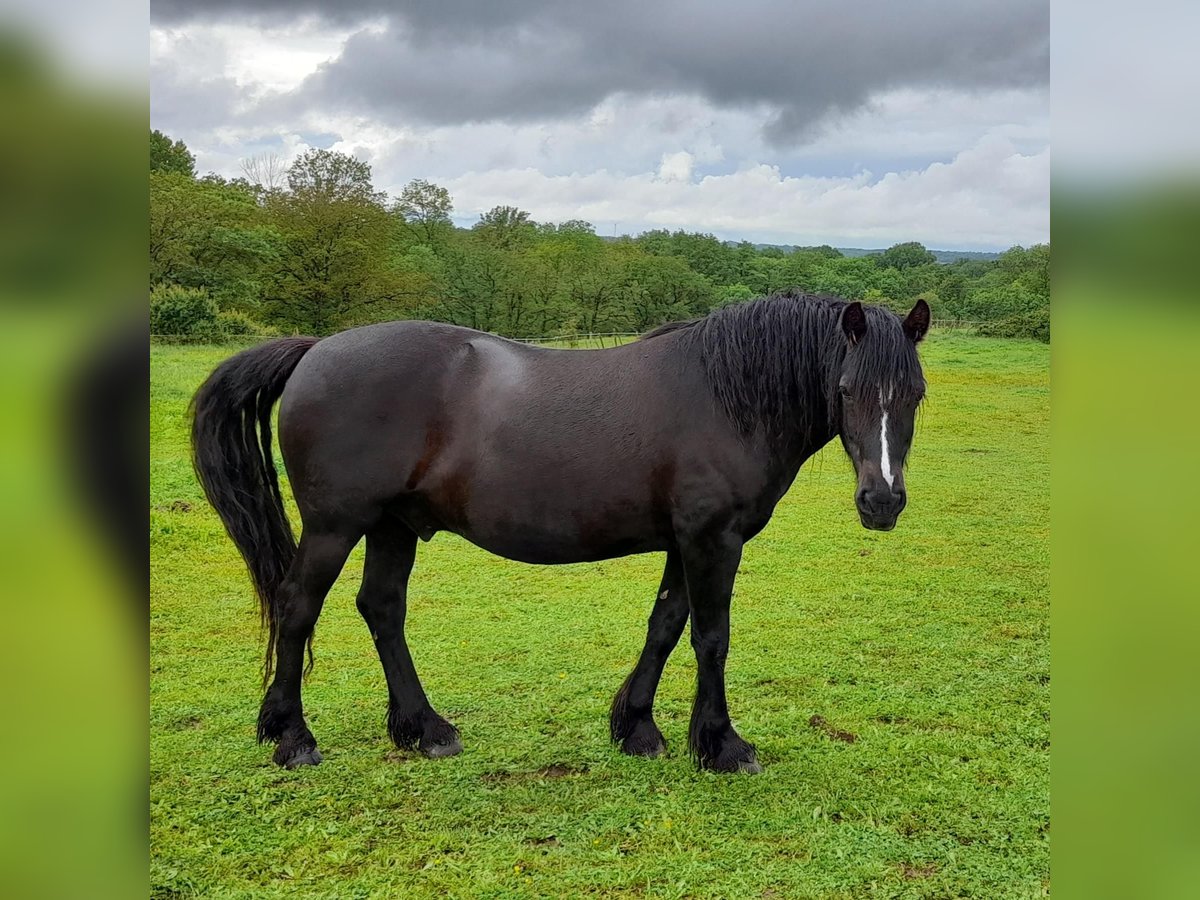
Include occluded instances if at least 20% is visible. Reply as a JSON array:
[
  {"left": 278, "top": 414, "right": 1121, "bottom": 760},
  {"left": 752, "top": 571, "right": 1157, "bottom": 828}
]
[
  {"left": 799, "top": 244, "right": 843, "bottom": 259},
  {"left": 473, "top": 205, "right": 536, "bottom": 250},
  {"left": 876, "top": 241, "right": 937, "bottom": 270},
  {"left": 150, "top": 129, "right": 195, "bottom": 177},
  {"left": 263, "top": 154, "right": 417, "bottom": 333},
  {"left": 395, "top": 179, "right": 453, "bottom": 245},
  {"left": 150, "top": 172, "right": 279, "bottom": 310},
  {"left": 743, "top": 254, "right": 784, "bottom": 295},
  {"left": 143, "top": 132, "right": 1049, "bottom": 342},
  {"left": 240, "top": 153, "right": 288, "bottom": 192},
  {"left": 717, "top": 283, "right": 756, "bottom": 305},
  {"left": 957, "top": 244, "right": 1049, "bottom": 323},
  {"left": 285, "top": 148, "right": 383, "bottom": 204},
  {"left": 396, "top": 178, "right": 452, "bottom": 226},
  {"left": 621, "top": 253, "right": 716, "bottom": 330},
  {"left": 634, "top": 229, "right": 738, "bottom": 285},
  {"left": 936, "top": 270, "right": 968, "bottom": 317}
]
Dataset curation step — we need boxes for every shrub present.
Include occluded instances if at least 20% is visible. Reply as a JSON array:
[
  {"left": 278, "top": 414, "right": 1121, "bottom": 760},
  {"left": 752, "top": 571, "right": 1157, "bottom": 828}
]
[
  {"left": 977, "top": 307, "right": 1050, "bottom": 342},
  {"left": 217, "top": 309, "right": 275, "bottom": 337},
  {"left": 150, "top": 284, "right": 221, "bottom": 341}
]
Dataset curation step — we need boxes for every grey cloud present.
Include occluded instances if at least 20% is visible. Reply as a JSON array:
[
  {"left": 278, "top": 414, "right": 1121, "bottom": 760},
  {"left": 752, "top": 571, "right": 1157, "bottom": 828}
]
[
  {"left": 150, "top": 0, "right": 556, "bottom": 28},
  {"left": 154, "top": 1, "right": 1047, "bottom": 143},
  {"left": 150, "top": 64, "right": 244, "bottom": 135}
]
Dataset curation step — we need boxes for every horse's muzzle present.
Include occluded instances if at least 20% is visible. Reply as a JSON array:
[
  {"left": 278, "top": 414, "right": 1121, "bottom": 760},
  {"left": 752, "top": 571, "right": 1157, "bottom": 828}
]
[{"left": 856, "top": 485, "right": 906, "bottom": 531}]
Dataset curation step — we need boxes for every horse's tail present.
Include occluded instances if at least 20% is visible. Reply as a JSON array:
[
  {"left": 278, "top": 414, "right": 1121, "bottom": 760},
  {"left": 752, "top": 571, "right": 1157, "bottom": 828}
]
[{"left": 190, "top": 337, "right": 320, "bottom": 686}]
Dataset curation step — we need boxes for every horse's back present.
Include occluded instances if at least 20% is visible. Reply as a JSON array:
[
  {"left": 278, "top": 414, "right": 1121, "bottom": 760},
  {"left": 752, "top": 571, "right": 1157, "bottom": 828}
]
[{"left": 282, "top": 320, "right": 674, "bottom": 430}]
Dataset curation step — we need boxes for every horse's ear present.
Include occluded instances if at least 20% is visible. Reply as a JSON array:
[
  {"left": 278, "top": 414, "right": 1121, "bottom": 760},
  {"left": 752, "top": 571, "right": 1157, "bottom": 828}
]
[
  {"left": 903, "top": 299, "right": 930, "bottom": 343},
  {"left": 841, "top": 302, "right": 867, "bottom": 345}
]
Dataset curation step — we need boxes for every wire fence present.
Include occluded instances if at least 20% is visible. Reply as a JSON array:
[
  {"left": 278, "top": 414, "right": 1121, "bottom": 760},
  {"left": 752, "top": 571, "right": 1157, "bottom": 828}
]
[{"left": 151, "top": 321, "right": 985, "bottom": 347}]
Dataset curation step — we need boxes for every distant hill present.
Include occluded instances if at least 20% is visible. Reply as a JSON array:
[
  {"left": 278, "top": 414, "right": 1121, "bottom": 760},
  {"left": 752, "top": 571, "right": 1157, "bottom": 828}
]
[
  {"left": 835, "top": 247, "right": 1002, "bottom": 264},
  {"left": 599, "top": 233, "right": 1005, "bottom": 263},
  {"left": 735, "top": 243, "right": 1002, "bottom": 263}
]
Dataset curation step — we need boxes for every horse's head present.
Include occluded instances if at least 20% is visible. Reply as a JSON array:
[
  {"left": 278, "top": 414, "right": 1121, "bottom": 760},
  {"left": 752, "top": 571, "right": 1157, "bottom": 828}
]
[{"left": 835, "top": 299, "right": 929, "bottom": 531}]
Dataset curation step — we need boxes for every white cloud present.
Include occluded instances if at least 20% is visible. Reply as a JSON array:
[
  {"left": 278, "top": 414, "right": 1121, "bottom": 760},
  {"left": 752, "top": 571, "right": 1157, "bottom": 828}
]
[
  {"left": 658, "top": 151, "right": 695, "bottom": 183},
  {"left": 442, "top": 135, "right": 1049, "bottom": 249},
  {"left": 150, "top": 18, "right": 367, "bottom": 111}
]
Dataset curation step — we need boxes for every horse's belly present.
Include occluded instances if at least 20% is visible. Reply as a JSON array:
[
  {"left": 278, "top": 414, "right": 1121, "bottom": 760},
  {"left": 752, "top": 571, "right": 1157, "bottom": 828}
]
[
  {"left": 397, "top": 422, "right": 675, "bottom": 562},
  {"left": 413, "top": 482, "right": 668, "bottom": 564},
  {"left": 457, "top": 523, "right": 665, "bottom": 565}
]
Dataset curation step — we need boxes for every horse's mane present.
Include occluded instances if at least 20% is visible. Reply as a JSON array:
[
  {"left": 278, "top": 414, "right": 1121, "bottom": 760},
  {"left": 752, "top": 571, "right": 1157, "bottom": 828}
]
[{"left": 644, "top": 290, "right": 920, "bottom": 443}]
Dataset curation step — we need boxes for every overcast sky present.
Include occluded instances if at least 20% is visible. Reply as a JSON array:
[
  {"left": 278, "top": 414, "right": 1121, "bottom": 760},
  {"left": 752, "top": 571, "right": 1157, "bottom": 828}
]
[{"left": 150, "top": 1, "right": 1049, "bottom": 250}]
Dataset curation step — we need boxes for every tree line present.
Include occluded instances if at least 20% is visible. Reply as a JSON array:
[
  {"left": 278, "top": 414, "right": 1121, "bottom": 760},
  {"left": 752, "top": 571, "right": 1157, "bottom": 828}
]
[{"left": 150, "top": 130, "right": 1049, "bottom": 342}]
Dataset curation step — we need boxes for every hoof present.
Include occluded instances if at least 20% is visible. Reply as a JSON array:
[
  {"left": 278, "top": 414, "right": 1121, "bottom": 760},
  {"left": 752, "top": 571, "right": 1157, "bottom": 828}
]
[
  {"left": 615, "top": 717, "right": 667, "bottom": 758},
  {"left": 692, "top": 725, "right": 760, "bottom": 774},
  {"left": 701, "top": 751, "right": 762, "bottom": 774},
  {"left": 421, "top": 735, "right": 463, "bottom": 759},
  {"left": 279, "top": 746, "right": 323, "bottom": 769},
  {"left": 736, "top": 757, "right": 763, "bottom": 774},
  {"left": 622, "top": 735, "right": 667, "bottom": 758}
]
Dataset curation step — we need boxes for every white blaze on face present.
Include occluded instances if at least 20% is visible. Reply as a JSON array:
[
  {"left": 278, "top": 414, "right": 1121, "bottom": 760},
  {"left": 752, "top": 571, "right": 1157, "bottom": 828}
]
[{"left": 879, "top": 387, "right": 894, "bottom": 488}]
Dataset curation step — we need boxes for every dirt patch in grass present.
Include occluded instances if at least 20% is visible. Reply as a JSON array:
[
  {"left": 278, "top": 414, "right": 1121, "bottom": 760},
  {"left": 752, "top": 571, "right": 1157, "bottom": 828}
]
[
  {"left": 482, "top": 763, "right": 588, "bottom": 783},
  {"left": 809, "top": 714, "right": 857, "bottom": 743}
]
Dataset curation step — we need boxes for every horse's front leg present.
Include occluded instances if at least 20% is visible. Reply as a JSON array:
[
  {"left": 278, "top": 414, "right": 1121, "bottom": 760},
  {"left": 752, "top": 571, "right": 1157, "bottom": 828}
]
[
  {"left": 679, "top": 531, "right": 761, "bottom": 773},
  {"left": 611, "top": 549, "right": 689, "bottom": 757}
]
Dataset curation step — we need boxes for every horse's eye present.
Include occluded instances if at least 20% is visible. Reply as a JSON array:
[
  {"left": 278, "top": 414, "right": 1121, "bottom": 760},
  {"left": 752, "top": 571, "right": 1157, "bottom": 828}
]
[{"left": 838, "top": 385, "right": 851, "bottom": 399}]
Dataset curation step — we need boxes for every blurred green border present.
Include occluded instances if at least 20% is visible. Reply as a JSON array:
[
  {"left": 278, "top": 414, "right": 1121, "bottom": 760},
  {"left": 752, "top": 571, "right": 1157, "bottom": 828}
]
[{"left": 1054, "top": 186, "right": 1200, "bottom": 899}]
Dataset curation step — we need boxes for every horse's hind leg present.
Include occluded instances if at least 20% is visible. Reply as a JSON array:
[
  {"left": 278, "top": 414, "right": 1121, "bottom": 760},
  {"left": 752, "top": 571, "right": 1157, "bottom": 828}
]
[
  {"left": 258, "top": 528, "right": 358, "bottom": 768},
  {"left": 356, "top": 517, "right": 461, "bottom": 758},
  {"left": 610, "top": 550, "right": 689, "bottom": 757}
]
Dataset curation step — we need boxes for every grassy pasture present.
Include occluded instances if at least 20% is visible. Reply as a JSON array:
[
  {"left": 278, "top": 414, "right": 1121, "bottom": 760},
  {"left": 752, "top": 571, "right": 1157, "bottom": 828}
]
[{"left": 150, "top": 331, "right": 1049, "bottom": 898}]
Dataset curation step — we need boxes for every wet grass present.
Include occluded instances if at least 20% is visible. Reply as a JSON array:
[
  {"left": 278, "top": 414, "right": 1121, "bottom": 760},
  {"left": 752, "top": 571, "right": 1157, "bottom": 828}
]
[{"left": 151, "top": 331, "right": 1049, "bottom": 898}]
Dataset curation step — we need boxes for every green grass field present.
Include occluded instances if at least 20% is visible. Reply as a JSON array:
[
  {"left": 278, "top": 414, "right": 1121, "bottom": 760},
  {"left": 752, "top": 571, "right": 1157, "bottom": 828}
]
[{"left": 150, "top": 331, "right": 1049, "bottom": 899}]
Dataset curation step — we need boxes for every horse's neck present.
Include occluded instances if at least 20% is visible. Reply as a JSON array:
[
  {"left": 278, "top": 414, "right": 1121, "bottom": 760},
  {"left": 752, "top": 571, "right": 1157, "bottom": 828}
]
[
  {"left": 774, "top": 419, "right": 837, "bottom": 477},
  {"left": 768, "top": 350, "right": 842, "bottom": 470}
]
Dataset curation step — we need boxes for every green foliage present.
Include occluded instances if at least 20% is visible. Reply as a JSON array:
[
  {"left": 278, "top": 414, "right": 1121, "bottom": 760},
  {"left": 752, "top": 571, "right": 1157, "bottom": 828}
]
[
  {"left": 148, "top": 150, "right": 1049, "bottom": 340},
  {"left": 151, "top": 284, "right": 276, "bottom": 341},
  {"left": 952, "top": 245, "right": 1049, "bottom": 323},
  {"left": 473, "top": 205, "right": 537, "bottom": 251},
  {"left": 151, "top": 334, "right": 1049, "bottom": 897},
  {"left": 396, "top": 179, "right": 454, "bottom": 245},
  {"left": 716, "top": 282, "right": 756, "bottom": 305},
  {"left": 150, "top": 284, "right": 221, "bottom": 340},
  {"left": 286, "top": 148, "right": 383, "bottom": 204},
  {"left": 216, "top": 309, "right": 275, "bottom": 337},
  {"left": 875, "top": 241, "right": 937, "bottom": 270},
  {"left": 800, "top": 244, "right": 844, "bottom": 259},
  {"left": 977, "top": 307, "right": 1050, "bottom": 342},
  {"left": 263, "top": 152, "right": 420, "bottom": 333},
  {"left": 150, "top": 171, "right": 279, "bottom": 310},
  {"left": 635, "top": 229, "right": 740, "bottom": 285},
  {"left": 150, "top": 129, "right": 195, "bottom": 177},
  {"left": 620, "top": 253, "right": 714, "bottom": 330}
]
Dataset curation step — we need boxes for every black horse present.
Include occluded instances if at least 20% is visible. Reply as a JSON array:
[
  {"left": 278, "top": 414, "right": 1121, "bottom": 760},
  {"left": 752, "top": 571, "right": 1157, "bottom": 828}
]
[{"left": 191, "top": 291, "right": 929, "bottom": 773}]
